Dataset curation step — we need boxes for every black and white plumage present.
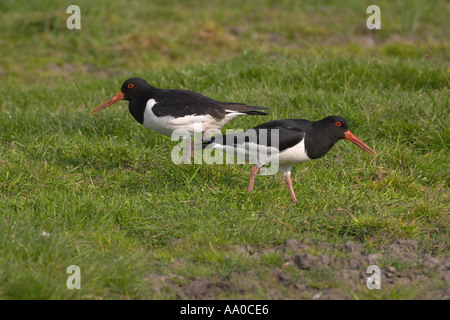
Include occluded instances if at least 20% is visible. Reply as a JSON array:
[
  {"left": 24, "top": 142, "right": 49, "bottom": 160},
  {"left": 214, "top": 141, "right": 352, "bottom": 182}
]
[
  {"left": 203, "top": 116, "right": 377, "bottom": 203},
  {"left": 90, "top": 78, "right": 269, "bottom": 138}
]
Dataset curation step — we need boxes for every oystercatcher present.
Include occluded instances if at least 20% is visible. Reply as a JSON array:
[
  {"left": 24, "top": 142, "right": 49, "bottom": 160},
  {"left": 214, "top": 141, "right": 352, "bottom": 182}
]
[
  {"left": 90, "top": 78, "right": 269, "bottom": 140},
  {"left": 203, "top": 116, "right": 376, "bottom": 203}
]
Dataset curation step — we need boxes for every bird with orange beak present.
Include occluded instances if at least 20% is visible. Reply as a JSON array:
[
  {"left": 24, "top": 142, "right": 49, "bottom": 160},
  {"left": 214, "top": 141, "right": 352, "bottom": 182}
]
[
  {"left": 203, "top": 116, "right": 377, "bottom": 203},
  {"left": 90, "top": 78, "right": 269, "bottom": 143}
]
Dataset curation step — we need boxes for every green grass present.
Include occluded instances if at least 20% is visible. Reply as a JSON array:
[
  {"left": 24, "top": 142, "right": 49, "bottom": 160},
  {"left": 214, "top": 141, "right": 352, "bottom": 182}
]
[{"left": 0, "top": 0, "right": 449, "bottom": 299}]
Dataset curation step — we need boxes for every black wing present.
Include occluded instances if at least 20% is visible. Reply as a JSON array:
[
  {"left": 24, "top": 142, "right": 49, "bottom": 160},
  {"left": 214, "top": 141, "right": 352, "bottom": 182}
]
[
  {"left": 151, "top": 89, "right": 225, "bottom": 119},
  {"left": 151, "top": 89, "right": 268, "bottom": 119},
  {"left": 205, "top": 119, "right": 305, "bottom": 152}
]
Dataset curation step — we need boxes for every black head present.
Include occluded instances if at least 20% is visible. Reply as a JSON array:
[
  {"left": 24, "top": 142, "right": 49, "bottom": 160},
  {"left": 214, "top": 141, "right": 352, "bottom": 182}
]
[
  {"left": 90, "top": 77, "right": 154, "bottom": 115},
  {"left": 318, "top": 115, "right": 376, "bottom": 156},
  {"left": 120, "top": 77, "right": 153, "bottom": 101},
  {"left": 321, "top": 115, "right": 350, "bottom": 139}
]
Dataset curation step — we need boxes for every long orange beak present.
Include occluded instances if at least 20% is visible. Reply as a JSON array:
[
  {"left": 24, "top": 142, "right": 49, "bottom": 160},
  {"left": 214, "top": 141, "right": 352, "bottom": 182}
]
[
  {"left": 344, "top": 131, "right": 377, "bottom": 156},
  {"left": 90, "top": 91, "right": 125, "bottom": 115}
]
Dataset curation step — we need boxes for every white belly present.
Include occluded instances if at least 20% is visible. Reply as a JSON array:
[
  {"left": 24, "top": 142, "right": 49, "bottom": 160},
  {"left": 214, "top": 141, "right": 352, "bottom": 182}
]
[{"left": 142, "top": 99, "right": 240, "bottom": 137}]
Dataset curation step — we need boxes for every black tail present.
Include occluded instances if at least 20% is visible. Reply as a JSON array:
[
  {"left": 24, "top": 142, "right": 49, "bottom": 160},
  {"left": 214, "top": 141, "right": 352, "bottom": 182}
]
[
  {"left": 201, "top": 136, "right": 216, "bottom": 149},
  {"left": 242, "top": 110, "right": 269, "bottom": 116},
  {"left": 202, "top": 141, "right": 211, "bottom": 149},
  {"left": 224, "top": 103, "right": 270, "bottom": 116}
]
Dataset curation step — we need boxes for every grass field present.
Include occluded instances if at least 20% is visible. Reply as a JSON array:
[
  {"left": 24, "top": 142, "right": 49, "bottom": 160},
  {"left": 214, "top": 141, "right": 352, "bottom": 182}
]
[{"left": 0, "top": 0, "right": 449, "bottom": 300}]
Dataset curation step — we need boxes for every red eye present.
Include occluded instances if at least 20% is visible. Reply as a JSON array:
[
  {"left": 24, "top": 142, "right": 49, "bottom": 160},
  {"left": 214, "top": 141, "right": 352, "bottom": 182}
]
[
  {"left": 128, "top": 83, "right": 134, "bottom": 89},
  {"left": 335, "top": 121, "right": 342, "bottom": 127}
]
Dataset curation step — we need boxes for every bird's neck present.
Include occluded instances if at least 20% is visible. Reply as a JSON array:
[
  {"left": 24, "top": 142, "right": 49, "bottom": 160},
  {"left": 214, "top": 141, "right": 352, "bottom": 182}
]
[
  {"left": 128, "top": 90, "right": 156, "bottom": 125},
  {"left": 305, "top": 121, "right": 341, "bottom": 159}
]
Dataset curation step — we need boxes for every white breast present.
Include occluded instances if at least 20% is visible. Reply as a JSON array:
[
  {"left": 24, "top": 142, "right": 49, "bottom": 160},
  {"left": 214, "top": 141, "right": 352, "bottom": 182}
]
[{"left": 277, "top": 139, "right": 311, "bottom": 166}]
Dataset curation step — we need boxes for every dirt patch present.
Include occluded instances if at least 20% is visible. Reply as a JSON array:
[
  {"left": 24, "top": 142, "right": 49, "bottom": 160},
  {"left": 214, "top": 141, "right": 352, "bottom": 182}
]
[
  {"left": 294, "top": 253, "right": 332, "bottom": 269},
  {"left": 176, "top": 277, "right": 228, "bottom": 300},
  {"left": 151, "top": 238, "right": 449, "bottom": 300}
]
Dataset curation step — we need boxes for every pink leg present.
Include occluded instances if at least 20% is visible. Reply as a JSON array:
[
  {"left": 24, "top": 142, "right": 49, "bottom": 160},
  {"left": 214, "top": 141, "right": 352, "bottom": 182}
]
[
  {"left": 202, "top": 129, "right": 212, "bottom": 141},
  {"left": 247, "top": 165, "right": 260, "bottom": 192},
  {"left": 190, "top": 141, "right": 195, "bottom": 158},
  {"left": 284, "top": 172, "right": 297, "bottom": 203}
]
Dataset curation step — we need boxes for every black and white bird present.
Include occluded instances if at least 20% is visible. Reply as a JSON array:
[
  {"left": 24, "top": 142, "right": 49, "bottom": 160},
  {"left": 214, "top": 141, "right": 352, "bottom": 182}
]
[
  {"left": 203, "top": 116, "right": 377, "bottom": 203},
  {"left": 90, "top": 78, "right": 269, "bottom": 141}
]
